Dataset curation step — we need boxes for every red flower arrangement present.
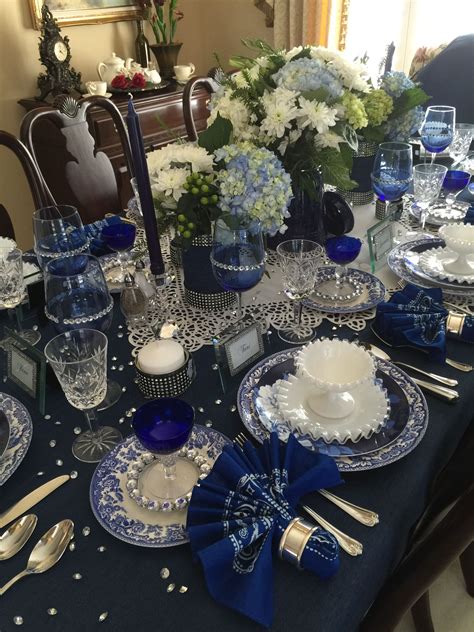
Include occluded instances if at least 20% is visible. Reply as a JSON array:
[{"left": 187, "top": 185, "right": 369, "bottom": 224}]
[{"left": 111, "top": 72, "right": 148, "bottom": 91}]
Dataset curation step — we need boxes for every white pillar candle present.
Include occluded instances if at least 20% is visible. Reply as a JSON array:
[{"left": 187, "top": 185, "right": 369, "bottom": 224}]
[{"left": 137, "top": 339, "right": 186, "bottom": 375}]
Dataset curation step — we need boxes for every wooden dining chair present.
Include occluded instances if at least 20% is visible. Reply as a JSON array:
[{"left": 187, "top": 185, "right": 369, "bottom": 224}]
[
  {"left": 182, "top": 76, "right": 218, "bottom": 142},
  {"left": 0, "top": 130, "right": 53, "bottom": 240},
  {"left": 20, "top": 95, "right": 135, "bottom": 225}
]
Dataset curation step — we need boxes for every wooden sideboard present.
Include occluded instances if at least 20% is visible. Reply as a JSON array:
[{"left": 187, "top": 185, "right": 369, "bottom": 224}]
[{"left": 19, "top": 82, "right": 211, "bottom": 208}]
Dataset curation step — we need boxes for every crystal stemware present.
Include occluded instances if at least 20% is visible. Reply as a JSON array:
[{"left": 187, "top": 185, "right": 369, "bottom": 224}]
[
  {"left": 419, "top": 105, "right": 455, "bottom": 165},
  {"left": 101, "top": 223, "right": 137, "bottom": 283},
  {"left": 316, "top": 235, "right": 363, "bottom": 301},
  {"left": 44, "top": 329, "right": 122, "bottom": 463},
  {"left": 132, "top": 399, "right": 195, "bottom": 502},
  {"left": 44, "top": 254, "right": 121, "bottom": 411},
  {"left": 413, "top": 164, "right": 448, "bottom": 228},
  {"left": 276, "top": 239, "right": 323, "bottom": 345},
  {"left": 371, "top": 142, "right": 413, "bottom": 219},
  {"left": 33, "top": 205, "right": 89, "bottom": 270},
  {"left": 442, "top": 170, "right": 471, "bottom": 209},
  {"left": 449, "top": 124, "right": 474, "bottom": 167},
  {"left": 0, "top": 247, "right": 41, "bottom": 347},
  {"left": 210, "top": 218, "right": 265, "bottom": 321}
]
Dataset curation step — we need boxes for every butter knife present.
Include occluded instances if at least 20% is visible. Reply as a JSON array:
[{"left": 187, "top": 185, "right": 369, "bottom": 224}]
[{"left": 0, "top": 475, "right": 70, "bottom": 528}]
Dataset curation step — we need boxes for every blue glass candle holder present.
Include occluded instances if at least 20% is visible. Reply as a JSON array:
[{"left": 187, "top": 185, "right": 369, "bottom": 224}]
[
  {"left": 132, "top": 399, "right": 196, "bottom": 502},
  {"left": 443, "top": 170, "right": 471, "bottom": 208},
  {"left": 316, "top": 236, "right": 363, "bottom": 301},
  {"left": 101, "top": 223, "right": 136, "bottom": 282}
]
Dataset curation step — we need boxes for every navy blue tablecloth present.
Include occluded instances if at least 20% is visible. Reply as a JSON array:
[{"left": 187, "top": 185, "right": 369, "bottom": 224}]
[{"left": 0, "top": 302, "right": 473, "bottom": 632}]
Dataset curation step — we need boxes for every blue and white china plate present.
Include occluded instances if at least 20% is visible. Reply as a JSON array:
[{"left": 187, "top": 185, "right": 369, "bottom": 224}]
[
  {"left": 0, "top": 393, "right": 33, "bottom": 486},
  {"left": 304, "top": 267, "right": 386, "bottom": 314},
  {"left": 237, "top": 349, "right": 428, "bottom": 472},
  {"left": 409, "top": 201, "right": 468, "bottom": 227},
  {"left": 388, "top": 237, "right": 474, "bottom": 297},
  {"left": 90, "top": 425, "right": 231, "bottom": 548}
]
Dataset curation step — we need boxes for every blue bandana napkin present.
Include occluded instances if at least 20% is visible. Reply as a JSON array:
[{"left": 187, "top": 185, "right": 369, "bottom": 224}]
[
  {"left": 464, "top": 207, "right": 474, "bottom": 225},
  {"left": 84, "top": 215, "right": 124, "bottom": 257},
  {"left": 374, "top": 283, "right": 474, "bottom": 363},
  {"left": 186, "top": 433, "right": 342, "bottom": 627}
]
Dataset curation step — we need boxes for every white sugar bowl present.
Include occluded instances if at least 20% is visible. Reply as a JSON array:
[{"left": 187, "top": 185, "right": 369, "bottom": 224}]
[
  {"left": 296, "top": 339, "right": 375, "bottom": 419},
  {"left": 439, "top": 223, "right": 474, "bottom": 275}
]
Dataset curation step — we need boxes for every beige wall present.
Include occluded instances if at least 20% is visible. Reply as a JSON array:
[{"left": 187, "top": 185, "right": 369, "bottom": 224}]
[{"left": 0, "top": 0, "right": 271, "bottom": 249}]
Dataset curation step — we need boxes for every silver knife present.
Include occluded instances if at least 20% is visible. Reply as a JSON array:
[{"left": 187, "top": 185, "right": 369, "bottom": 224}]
[{"left": 0, "top": 475, "right": 70, "bottom": 528}]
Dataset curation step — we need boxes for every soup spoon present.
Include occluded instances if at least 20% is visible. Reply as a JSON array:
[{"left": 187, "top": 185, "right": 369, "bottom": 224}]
[
  {"left": 0, "top": 515, "right": 37, "bottom": 561},
  {"left": 0, "top": 519, "right": 74, "bottom": 595}
]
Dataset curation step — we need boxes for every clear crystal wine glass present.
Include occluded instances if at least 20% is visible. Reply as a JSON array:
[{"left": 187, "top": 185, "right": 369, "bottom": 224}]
[
  {"left": 419, "top": 105, "right": 455, "bottom": 165},
  {"left": 0, "top": 247, "right": 41, "bottom": 346},
  {"left": 44, "top": 329, "right": 122, "bottom": 463},
  {"left": 276, "top": 239, "right": 323, "bottom": 345},
  {"left": 33, "top": 205, "right": 89, "bottom": 270},
  {"left": 449, "top": 124, "right": 474, "bottom": 167},
  {"left": 413, "top": 164, "right": 448, "bottom": 228}
]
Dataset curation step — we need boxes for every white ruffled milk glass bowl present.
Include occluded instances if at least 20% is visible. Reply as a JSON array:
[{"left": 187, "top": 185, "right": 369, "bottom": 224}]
[
  {"left": 439, "top": 223, "right": 474, "bottom": 275},
  {"left": 295, "top": 339, "right": 375, "bottom": 419}
]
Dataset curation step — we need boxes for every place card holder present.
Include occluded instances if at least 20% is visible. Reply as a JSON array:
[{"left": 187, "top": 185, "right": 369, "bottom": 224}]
[
  {"left": 4, "top": 328, "right": 50, "bottom": 415},
  {"left": 367, "top": 217, "right": 395, "bottom": 273},
  {"left": 213, "top": 316, "right": 265, "bottom": 379}
]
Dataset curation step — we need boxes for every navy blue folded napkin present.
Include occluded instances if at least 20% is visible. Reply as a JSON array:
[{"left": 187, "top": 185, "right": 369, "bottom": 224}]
[
  {"left": 374, "top": 283, "right": 474, "bottom": 363},
  {"left": 464, "top": 207, "right": 474, "bottom": 225},
  {"left": 84, "top": 215, "right": 123, "bottom": 257},
  {"left": 187, "top": 433, "right": 342, "bottom": 627}
]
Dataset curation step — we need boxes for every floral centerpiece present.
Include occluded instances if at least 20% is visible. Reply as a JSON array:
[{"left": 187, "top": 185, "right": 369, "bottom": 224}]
[
  {"left": 139, "top": 0, "right": 184, "bottom": 78},
  {"left": 111, "top": 68, "right": 150, "bottom": 91}
]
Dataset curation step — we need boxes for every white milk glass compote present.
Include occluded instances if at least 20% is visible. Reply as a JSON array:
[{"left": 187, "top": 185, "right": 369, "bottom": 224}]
[{"left": 44, "top": 329, "right": 122, "bottom": 463}]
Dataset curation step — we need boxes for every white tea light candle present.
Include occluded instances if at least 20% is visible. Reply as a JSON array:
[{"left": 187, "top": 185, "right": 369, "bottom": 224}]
[{"left": 137, "top": 339, "right": 186, "bottom": 375}]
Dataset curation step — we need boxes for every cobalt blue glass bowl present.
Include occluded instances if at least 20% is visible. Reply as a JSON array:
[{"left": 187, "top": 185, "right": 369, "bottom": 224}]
[
  {"left": 101, "top": 223, "right": 136, "bottom": 251},
  {"left": 325, "top": 236, "right": 362, "bottom": 265},
  {"left": 132, "top": 399, "right": 194, "bottom": 455},
  {"left": 443, "top": 170, "right": 471, "bottom": 192}
]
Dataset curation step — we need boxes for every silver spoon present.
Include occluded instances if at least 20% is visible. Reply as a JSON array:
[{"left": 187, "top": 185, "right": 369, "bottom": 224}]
[
  {"left": 0, "top": 515, "right": 38, "bottom": 561},
  {"left": 0, "top": 519, "right": 74, "bottom": 595},
  {"left": 0, "top": 411, "right": 10, "bottom": 459},
  {"left": 363, "top": 343, "right": 458, "bottom": 387}
]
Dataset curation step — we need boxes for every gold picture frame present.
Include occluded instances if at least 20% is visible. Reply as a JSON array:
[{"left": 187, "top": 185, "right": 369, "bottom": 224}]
[{"left": 29, "top": 0, "right": 143, "bottom": 30}]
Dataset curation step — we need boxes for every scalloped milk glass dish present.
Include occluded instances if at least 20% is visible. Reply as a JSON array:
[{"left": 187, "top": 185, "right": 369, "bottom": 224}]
[
  {"left": 439, "top": 223, "right": 474, "bottom": 275},
  {"left": 296, "top": 339, "right": 375, "bottom": 419}
]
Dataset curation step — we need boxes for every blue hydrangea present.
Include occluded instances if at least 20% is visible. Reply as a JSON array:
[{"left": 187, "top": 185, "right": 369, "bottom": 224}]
[
  {"left": 380, "top": 71, "right": 416, "bottom": 98},
  {"left": 272, "top": 58, "right": 343, "bottom": 99},
  {"left": 214, "top": 142, "right": 293, "bottom": 236},
  {"left": 386, "top": 106, "right": 424, "bottom": 141}
]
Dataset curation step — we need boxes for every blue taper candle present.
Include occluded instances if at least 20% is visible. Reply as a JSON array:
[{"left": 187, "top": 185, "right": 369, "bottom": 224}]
[{"left": 126, "top": 96, "right": 164, "bottom": 275}]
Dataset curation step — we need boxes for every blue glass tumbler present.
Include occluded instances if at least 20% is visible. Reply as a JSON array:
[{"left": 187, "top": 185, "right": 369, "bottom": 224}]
[
  {"left": 101, "top": 223, "right": 136, "bottom": 283},
  {"left": 132, "top": 399, "right": 195, "bottom": 502},
  {"left": 210, "top": 218, "right": 265, "bottom": 320}
]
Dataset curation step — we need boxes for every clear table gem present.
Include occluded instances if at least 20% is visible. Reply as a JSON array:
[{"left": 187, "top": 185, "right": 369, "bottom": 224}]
[
  {"left": 73, "top": 573, "right": 82, "bottom": 580},
  {"left": 160, "top": 568, "right": 170, "bottom": 579},
  {"left": 49, "top": 440, "right": 56, "bottom": 448},
  {"left": 47, "top": 608, "right": 57, "bottom": 616},
  {"left": 167, "top": 583, "right": 175, "bottom": 593},
  {"left": 69, "top": 543, "right": 76, "bottom": 552},
  {"left": 37, "top": 471, "right": 45, "bottom": 476},
  {"left": 112, "top": 356, "right": 118, "bottom": 361},
  {"left": 197, "top": 407, "right": 204, "bottom": 413},
  {"left": 230, "top": 405, "right": 237, "bottom": 413},
  {"left": 214, "top": 399, "right": 222, "bottom": 405},
  {"left": 44, "top": 414, "right": 51, "bottom": 420},
  {"left": 55, "top": 459, "right": 63, "bottom": 466},
  {"left": 74, "top": 427, "right": 82, "bottom": 435},
  {"left": 179, "top": 586, "right": 188, "bottom": 593},
  {"left": 97, "top": 546, "right": 106, "bottom": 553},
  {"left": 82, "top": 526, "right": 91, "bottom": 536},
  {"left": 99, "top": 612, "right": 108, "bottom": 622},
  {"left": 70, "top": 471, "right": 78, "bottom": 479},
  {"left": 205, "top": 420, "right": 213, "bottom": 427},
  {"left": 13, "top": 616, "right": 23, "bottom": 625}
]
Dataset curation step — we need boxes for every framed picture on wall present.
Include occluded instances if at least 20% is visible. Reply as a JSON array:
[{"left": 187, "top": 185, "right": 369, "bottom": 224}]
[{"left": 29, "top": 0, "right": 143, "bottom": 29}]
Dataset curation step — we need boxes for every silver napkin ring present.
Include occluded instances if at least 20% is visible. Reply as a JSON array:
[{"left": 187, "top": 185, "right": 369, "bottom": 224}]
[
  {"left": 279, "top": 517, "right": 318, "bottom": 569},
  {"left": 447, "top": 312, "right": 466, "bottom": 336}
]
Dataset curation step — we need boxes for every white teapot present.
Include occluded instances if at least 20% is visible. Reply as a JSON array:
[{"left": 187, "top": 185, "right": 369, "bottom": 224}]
[{"left": 97, "top": 53, "right": 133, "bottom": 86}]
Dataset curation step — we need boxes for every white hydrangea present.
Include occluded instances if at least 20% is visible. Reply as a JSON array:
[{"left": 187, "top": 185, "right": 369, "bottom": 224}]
[
  {"left": 208, "top": 89, "right": 255, "bottom": 139},
  {"left": 314, "top": 131, "right": 345, "bottom": 151},
  {"left": 310, "top": 47, "right": 370, "bottom": 93},
  {"left": 297, "top": 98, "right": 338, "bottom": 134}
]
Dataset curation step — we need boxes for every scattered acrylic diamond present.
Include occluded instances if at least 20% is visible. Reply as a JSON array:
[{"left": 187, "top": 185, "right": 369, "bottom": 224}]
[
  {"left": 197, "top": 407, "right": 204, "bottom": 413},
  {"left": 82, "top": 526, "right": 91, "bottom": 536},
  {"left": 119, "top": 417, "right": 125, "bottom": 424},
  {"left": 99, "top": 612, "right": 108, "bottom": 622},
  {"left": 166, "top": 583, "right": 175, "bottom": 593},
  {"left": 211, "top": 364, "right": 218, "bottom": 370},
  {"left": 118, "top": 365, "right": 124, "bottom": 371},
  {"left": 179, "top": 586, "right": 188, "bottom": 594},
  {"left": 74, "top": 427, "right": 82, "bottom": 435},
  {"left": 70, "top": 471, "right": 78, "bottom": 479},
  {"left": 112, "top": 356, "right": 118, "bottom": 361},
  {"left": 55, "top": 459, "right": 63, "bottom": 466},
  {"left": 73, "top": 573, "right": 82, "bottom": 580},
  {"left": 47, "top": 608, "right": 57, "bottom": 616},
  {"left": 205, "top": 420, "right": 213, "bottom": 428},
  {"left": 118, "top": 325, "right": 123, "bottom": 330},
  {"left": 214, "top": 399, "right": 222, "bottom": 405},
  {"left": 160, "top": 568, "right": 170, "bottom": 579},
  {"left": 37, "top": 471, "right": 45, "bottom": 476},
  {"left": 69, "top": 542, "right": 76, "bottom": 552},
  {"left": 111, "top": 365, "right": 117, "bottom": 371},
  {"left": 230, "top": 405, "right": 237, "bottom": 413},
  {"left": 97, "top": 546, "right": 106, "bottom": 553},
  {"left": 49, "top": 440, "right": 56, "bottom": 448},
  {"left": 117, "top": 333, "right": 124, "bottom": 339},
  {"left": 128, "top": 361, "right": 134, "bottom": 366},
  {"left": 44, "top": 414, "right": 51, "bottom": 420},
  {"left": 122, "top": 386, "right": 127, "bottom": 392},
  {"left": 55, "top": 421, "right": 62, "bottom": 425},
  {"left": 13, "top": 616, "right": 23, "bottom": 625},
  {"left": 126, "top": 410, "right": 133, "bottom": 418}
]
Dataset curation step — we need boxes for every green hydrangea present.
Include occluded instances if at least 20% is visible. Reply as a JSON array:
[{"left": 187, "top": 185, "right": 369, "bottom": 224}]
[
  {"left": 362, "top": 89, "right": 394, "bottom": 127},
  {"left": 341, "top": 93, "right": 368, "bottom": 130}
]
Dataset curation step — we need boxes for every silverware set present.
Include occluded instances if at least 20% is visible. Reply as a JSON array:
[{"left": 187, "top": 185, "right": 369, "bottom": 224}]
[{"left": 234, "top": 432, "right": 376, "bottom": 557}]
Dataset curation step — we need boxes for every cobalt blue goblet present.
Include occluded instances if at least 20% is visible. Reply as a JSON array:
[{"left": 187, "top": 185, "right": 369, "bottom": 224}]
[
  {"left": 371, "top": 142, "right": 413, "bottom": 220},
  {"left": 419, "top": 105, "right": 455, "bottom": 165},
  {"left": 133, "top": 399, "right": 195, "bottom": 502},
  {"left": 210, "top": 218, "right": 265, "bottom": 321},
  {"left": 101, "top": 222, "right": 136, "bottom": 283},
  {"left": 443, "top": 170, "right": 471, "bottom": 209},
  {"left": 316, "top": 235, "right": 362, "bottom": 301}
]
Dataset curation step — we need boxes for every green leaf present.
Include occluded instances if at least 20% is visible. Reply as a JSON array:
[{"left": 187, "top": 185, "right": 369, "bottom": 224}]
[
  {"left": 362, "top": 125, "right": 386, "bottom": 142},
  {"left": 198, "top": 113, "right": 232, "bottom": 153},
  {"left": 318, "top": 147, "right": 357, "bottom": 190},
  {"left": 390, "top": 86, "right": 429, "bottom": 118},
  {"left": 300, "top": 88, "right": 330, "bottom": 103}
]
